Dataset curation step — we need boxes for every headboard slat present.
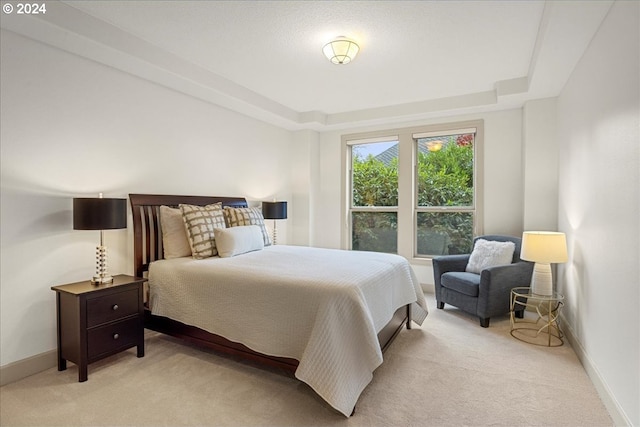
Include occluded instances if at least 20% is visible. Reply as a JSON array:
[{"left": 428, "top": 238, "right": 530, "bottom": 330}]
[{"left": 143, "top": 206, "right": 153, "bottom": 270}]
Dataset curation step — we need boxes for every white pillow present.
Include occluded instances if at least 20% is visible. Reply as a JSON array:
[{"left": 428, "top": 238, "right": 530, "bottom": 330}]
[
  {"left": 160, "top": 205, "right": 192, "bottom": 259},
  {"left": 214, "top": 225, "right": 264, "bottom": 258},
  {"left": 223, "top": 206, "right": 272, "bottom": 246},
  {"left": 465, "top": 239, "right": 515, "bottom": 274}
]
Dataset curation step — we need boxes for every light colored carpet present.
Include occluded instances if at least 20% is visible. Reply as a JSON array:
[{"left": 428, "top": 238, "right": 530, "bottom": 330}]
[{"left": 0, "top": 295, "right": 613, "bottom": 426}]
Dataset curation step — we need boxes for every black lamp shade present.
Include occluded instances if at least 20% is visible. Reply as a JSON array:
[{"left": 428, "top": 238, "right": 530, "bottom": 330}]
[
  {"left": 73, "top": 198, "right": 127, "bottom": 230},
  {"left": 262, "top": 201, "right": 287, "bottom": 220}
]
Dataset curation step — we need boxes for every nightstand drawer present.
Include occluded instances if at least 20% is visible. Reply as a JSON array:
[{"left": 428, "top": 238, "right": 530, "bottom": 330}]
[
  {"left": 87, "top": 317, "right": 140, "bottom": 360},
  {"left": 87, "top": 289, "right": 139, "bottom": 327}
]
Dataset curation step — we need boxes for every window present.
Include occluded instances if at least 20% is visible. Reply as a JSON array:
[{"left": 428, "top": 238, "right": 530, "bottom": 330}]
[
  {"left": 343, "top": 121, "right": 482, "bottom": 261},
  {"left": 348, "top": 138, "right": 399, "bottom": 253},
  {"left": 414, "top": 129, "right": 477, "bottom": 256}
]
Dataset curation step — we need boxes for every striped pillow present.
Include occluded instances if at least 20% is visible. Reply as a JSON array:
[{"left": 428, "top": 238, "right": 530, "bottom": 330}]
[
  {"left": 223, "top": 206, "right": 272, "bottom": 246},
  {"left": 179, "top": 203, "right": 226, "bottom": 259}
]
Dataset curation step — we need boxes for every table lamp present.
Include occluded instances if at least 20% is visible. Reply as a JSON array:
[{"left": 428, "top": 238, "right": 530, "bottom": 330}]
[
  {"left": 520, "top": 231, "right": 568, "bottom": 296},
  {"left": 73, "top": 194, "right": 127, "bottom": 284},
  {"left": 261, "top": 201, "right": 287, "bottom": 245}
]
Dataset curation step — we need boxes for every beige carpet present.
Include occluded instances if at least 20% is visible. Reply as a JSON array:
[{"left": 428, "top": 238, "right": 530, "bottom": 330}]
[{"left": 0, "top": 295, "right": 613, "bottom": 426}]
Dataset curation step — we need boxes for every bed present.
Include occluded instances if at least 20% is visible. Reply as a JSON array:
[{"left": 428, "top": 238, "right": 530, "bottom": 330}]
[{"left": 129, "top": 193, "right": 428, "bottom": 416}]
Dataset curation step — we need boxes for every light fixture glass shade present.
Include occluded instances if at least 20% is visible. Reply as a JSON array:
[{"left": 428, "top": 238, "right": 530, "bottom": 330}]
[
  {"left": 521, "top": 231, "right": 568, "bottom": 296},
  {"left": 323, "top": 37, "right": 359, "bottom": 64},
  {"left": 426, "top": 140, "right": 443, "bottom": 152}
]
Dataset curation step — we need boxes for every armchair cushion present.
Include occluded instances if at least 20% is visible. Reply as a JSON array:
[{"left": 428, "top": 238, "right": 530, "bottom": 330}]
[
  {"left": 441, "top": 272, "right": 480, "bottom": 297},
  {"left": 465, "top": 239, "right": 515, "bottom": 274}
]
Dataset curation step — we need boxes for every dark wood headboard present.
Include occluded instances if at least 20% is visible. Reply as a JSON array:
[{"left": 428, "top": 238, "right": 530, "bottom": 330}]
[{"left": 128, "top": 194, "right": 248, "bottom": 278}]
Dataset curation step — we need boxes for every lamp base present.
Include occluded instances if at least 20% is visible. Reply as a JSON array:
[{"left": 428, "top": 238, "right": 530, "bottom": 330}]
[
  {"left": 92, "top": 244, "right": 112, "bottom": 285},
  {"left": 272, "top": 220, "right": 278, "bottom": 245},
  {"left": 91, "top": 275, "right": 114, "bottom": 285},
  {"left": 530, "top": 262, "right": 553, "bottom": 296}
]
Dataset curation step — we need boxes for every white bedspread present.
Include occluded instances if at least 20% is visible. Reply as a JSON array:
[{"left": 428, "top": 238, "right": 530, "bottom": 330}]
[{"left": 148, "top": 245, "right": 428, "bottom": 416}]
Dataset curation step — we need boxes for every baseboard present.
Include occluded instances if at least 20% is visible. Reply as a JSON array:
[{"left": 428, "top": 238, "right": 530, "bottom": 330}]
[
  {"left": 421, "top": 283, "right": 434, "bottom": 294},
  {"left": 0, "top": 350, "right": 57, "bottom": 386},
  {"left": 560, "top": 314, "right": 632, "bottom": 426}
]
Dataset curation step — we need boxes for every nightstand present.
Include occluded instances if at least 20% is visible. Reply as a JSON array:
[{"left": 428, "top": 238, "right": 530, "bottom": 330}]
[{"left": 51, "top": 275, "right": 146, "bottom": 382}]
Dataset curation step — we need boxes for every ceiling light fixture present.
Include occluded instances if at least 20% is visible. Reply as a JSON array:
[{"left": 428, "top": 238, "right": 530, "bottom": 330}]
[
  {"left": 323, "top": 37, "right": 359, "bottom": 65},
  {"left": 427, "top": 140, "right": 444, "bottom": 152}
]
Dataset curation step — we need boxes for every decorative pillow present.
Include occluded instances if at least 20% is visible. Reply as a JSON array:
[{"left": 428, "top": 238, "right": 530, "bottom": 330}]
[
  {"left": 465, "top": 239, "right": 515, "bottom": 274},
  {"left": 179, "top": 203, "right": 226, "bottom": 259},
  {"left": 223, "top": 206, "right": 272, "bottom": 246},
  {"left": 213, "top": 225, "right": 264, "bottom": 258},
  {"left": 159, "top": 205, "right": 192, "bottom": 259}
]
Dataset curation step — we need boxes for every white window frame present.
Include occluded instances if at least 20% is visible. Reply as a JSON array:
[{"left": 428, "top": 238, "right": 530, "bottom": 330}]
[
  {"left": 413, "top": 124, "right": 482, "bottom": 258},
  {"left": 341, "top": 120, "right": 483, "bottom": 263},
  {"left": 345, "top": 135, "right": 400, "bottom": 251}
]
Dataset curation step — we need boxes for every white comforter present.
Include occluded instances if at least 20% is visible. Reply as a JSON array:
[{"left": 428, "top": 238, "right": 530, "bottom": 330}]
[{"left": 148, "top": 245, "right": 428, "bottom": 416}]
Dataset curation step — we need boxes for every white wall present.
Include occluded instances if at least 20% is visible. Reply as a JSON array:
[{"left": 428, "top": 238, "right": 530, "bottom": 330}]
[
  {"left": 0, "top": 30, "right": 293, "bottom": 366},
  {"left": 522, "top": 98, "right": 559, "bottom": 230},
  {"left": 290, "top": 130, "right": 320, "bottom": 246},
  {"left": 556, "top": 2, "right": 639, "bottom": 425},
  {"left": 313, "top": 109, "right": 526, "bottom": 285}
]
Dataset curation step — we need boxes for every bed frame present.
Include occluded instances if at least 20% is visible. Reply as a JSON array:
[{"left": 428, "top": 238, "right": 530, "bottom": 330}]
[{"left": 129, "top": 193, "right": 410, "bottom": 376}]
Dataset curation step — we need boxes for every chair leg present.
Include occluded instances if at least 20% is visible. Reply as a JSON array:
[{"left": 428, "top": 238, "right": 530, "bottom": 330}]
[
  {"left": 437, "top": 301, "right": 444, "bottom": 309},
  {"left": 479, "top": 317, "right": 490, "bottom": 328},
  {"left": 515, "top": 310, "right": 525, "bottom": 319}
]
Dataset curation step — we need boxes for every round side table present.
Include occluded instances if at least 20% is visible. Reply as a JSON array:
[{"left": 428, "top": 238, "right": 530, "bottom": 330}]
[{"left": 510, "top": 287, "right": 564, "bottom": 347}]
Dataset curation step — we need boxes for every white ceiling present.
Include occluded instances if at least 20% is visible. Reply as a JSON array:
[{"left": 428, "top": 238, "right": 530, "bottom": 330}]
[{"left": 1, "top": 0, "right": 613, "bottom": 130}]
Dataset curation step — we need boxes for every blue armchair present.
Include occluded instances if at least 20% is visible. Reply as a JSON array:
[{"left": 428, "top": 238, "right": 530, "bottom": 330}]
[{"left": 432, "top": 235, "right": 533, "bottom": 327}]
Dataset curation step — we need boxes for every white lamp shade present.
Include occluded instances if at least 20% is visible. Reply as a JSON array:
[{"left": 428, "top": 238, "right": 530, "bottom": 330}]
[
  {"left": 323, "top": 38, "right": 359, "bottom": 64},
  {"left": 521, "top": 231, "right": 568, "bottom": 263}
]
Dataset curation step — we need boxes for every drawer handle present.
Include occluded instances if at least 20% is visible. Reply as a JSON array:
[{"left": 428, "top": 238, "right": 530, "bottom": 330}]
[
  {"left": 113, "top": 333, "right": 120, "bottom": 340},
  {"left": 112, "top": 304, "right": 119, "bottom": 311}
]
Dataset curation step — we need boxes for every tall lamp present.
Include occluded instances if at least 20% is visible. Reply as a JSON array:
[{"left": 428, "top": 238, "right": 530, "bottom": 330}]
[
  {"left": 261, "top": 201, "right": 287, "bottom": 245},
  {"left": 73, "top": 194, "right": 127, "bottom": 284},
  {"left": 521, "top": 231, "right": 568, "bottom": 296}
]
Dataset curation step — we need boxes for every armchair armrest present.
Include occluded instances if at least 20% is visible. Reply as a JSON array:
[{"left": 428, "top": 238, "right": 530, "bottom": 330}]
[
  {"left": 432, "top": 255, "right": 471, "bottom": 301},
  {"left": 481, "top": 261, "right": 533, "bottom": 291},
  {"left": 432, "top": 254, "right": 470, "bottom": 277},
  {"left": 478, "top": 261, "right": 534, "bottom": 317}
]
